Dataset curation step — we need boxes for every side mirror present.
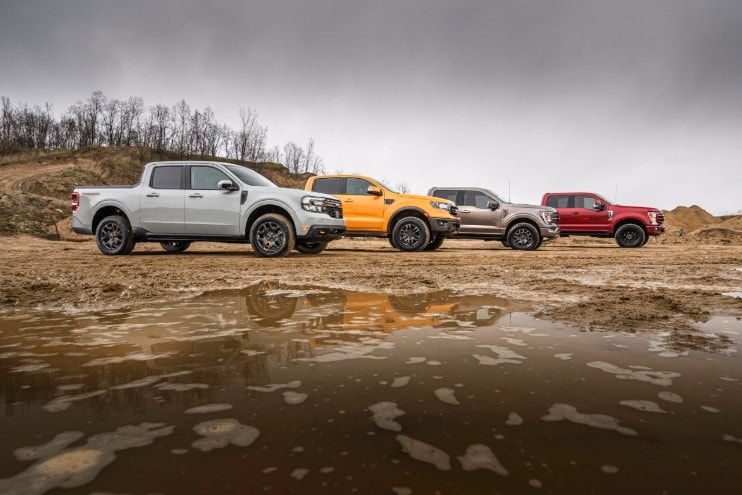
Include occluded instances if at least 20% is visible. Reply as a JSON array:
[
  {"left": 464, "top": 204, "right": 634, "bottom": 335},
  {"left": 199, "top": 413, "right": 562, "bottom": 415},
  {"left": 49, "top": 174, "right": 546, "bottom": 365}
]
[
  {"left": 488, "top": 201, "right": 499, "bottom": 210},
  {"left": 367, "top": 185, "right": 383, "bottom": 196},
  {"left": 218, "top": 180, "right": 238, "bottom": 191},
  {"left": 593, "top": 201, "right": 605, "bottom": 211}
]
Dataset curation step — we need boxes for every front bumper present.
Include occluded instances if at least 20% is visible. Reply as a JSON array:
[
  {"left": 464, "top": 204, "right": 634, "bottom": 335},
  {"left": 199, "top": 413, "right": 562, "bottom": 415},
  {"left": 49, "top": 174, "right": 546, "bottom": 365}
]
[
  {"left": 428, "top": 217, "right": 461, "bottom": 236},
  {"left": 301, "top": 224, "right": 346, "bottom": 243},
  {"left": 540, "top": 224, "right": 560, "bottom": 241},
  {"left": 647, "top": 225, "right": 666, "bottom": 236}
]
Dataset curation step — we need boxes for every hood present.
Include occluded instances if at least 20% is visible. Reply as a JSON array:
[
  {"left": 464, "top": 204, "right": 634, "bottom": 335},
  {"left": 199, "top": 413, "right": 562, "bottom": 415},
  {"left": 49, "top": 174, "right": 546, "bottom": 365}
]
[
  {"left": 612, "top": 204, "right": 660, "bottom": 212},
  {"left": 510, "top": 203, "right": 555, "bottom": 211},
  {"left": 398, "top": 192, "right": 453, "bottom": 204}
]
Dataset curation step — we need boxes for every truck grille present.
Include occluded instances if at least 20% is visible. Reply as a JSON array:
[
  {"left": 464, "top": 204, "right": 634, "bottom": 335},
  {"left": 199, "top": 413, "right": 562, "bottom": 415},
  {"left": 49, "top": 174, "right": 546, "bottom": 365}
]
[
  {"left": 324, "top": 198, "right": 343, "bottom": 219},
  {"left": 449, "top": 205, "right": 459, "bottom": 216},
  {"left": 656, "top": 212, "right": 665, "bottom": 224}
]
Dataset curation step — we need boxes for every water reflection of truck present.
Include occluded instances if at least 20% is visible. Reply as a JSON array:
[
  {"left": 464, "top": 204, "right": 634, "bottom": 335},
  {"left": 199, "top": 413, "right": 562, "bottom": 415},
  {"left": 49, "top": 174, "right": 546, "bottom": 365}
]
[{"left": 240, "top": 281, "right": 511, "bottom": 333}]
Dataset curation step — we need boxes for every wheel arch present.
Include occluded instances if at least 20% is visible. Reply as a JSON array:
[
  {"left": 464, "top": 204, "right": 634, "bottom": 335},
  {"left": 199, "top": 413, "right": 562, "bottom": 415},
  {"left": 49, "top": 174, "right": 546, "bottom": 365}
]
[
  {"left": 387, "top": 207, "right": 427, "bottom": 235},
  {"left": 246, "top": 204, "right": 296, "bottom": 239},
  {"left": 92, "top": 206, "right": 130, "bottom": 234},
  {"left": 506, "top": 217, "right": 539, "bottom": 234},
  {"left": 611, "top": 218, "right": 646, "bottom": 237}
]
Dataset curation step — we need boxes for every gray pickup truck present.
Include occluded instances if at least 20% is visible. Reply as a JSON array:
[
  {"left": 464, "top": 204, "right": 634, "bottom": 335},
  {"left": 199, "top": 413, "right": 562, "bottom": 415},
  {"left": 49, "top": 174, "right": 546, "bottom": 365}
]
[
  {"left": 71, "top": 161, "right": 345, "bottom": 257},
  {"left": 428, "top": 187, "right": 559, "bottom": 250}
]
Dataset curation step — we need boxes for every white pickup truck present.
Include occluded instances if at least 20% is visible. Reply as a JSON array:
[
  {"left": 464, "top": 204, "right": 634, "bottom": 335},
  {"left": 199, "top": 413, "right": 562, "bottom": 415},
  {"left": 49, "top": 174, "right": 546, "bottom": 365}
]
[{"left": 71, "top": 161, "right": 345, "bottom": 257}]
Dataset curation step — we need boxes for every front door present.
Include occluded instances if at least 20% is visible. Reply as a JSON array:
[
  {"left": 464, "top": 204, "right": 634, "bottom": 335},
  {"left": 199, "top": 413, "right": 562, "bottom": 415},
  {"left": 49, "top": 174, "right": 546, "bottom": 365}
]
[
  {"left": 458, "top": 190, "right": 503, "bottom": 236},
  {"left": 185, "top": 165, "right": 241, "bottom": 235}
]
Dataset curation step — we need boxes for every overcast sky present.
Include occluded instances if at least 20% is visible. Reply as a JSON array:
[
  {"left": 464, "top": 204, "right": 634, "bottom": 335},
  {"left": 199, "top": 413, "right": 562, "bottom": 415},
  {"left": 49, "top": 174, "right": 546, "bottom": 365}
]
[{"left": 2, "top": 0, "right": 741, "bottom": 213}]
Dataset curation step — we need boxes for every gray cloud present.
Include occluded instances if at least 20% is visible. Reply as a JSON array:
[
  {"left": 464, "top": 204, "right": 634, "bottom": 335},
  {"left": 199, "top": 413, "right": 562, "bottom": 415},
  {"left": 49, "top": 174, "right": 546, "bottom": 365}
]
[{"left": 2, "top": 0, "right": 741, "bottom": 212}]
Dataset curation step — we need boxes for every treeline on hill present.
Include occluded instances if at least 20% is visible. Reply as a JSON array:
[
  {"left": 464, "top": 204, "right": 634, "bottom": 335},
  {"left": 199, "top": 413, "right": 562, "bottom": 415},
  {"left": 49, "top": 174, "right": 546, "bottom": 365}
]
[{"left": 0, "top": 91, "right": 324, "bottom": 174}]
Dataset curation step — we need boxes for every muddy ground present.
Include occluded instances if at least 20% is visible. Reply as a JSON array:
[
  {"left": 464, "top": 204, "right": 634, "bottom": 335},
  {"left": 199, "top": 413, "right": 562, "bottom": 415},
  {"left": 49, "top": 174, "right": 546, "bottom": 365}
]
[{"left": 2, "top": 235, "right": 740, "bottom": 348}]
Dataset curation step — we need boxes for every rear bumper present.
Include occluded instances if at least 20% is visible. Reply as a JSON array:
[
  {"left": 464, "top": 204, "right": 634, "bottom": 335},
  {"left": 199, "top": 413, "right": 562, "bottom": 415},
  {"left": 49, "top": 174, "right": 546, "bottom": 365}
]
[
  {"left": 71, "top": 216, "right": 93, "bottom": 235},
  {"left": 428, "top": 217, "right": 460, "bottom": 236}
]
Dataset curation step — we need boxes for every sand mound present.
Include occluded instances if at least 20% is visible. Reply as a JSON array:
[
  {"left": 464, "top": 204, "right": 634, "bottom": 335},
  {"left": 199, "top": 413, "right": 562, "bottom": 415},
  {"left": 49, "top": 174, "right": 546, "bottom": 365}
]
[
  {"left": 719, "top": 215, "right": 742, "bottom": 231},
  {"left": 689, "top": 226, "right": 742, "bottom": 245},
  {"left": 48, "top": 217, "right": 90, "bottom": 242},
  {"left": 662, "top": 205, "right": 721, "bottom": 235}
]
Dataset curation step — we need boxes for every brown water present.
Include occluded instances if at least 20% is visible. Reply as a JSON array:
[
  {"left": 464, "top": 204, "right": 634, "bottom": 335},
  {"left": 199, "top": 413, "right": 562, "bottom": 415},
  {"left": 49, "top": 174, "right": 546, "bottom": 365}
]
[{"left": 1, "top": 282, "right": 741, "bottom": 494}]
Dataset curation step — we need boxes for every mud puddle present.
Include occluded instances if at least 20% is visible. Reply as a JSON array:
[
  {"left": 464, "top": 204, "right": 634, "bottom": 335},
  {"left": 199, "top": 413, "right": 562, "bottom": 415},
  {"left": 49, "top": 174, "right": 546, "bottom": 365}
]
[{"left": 1, "top": 282, "right": 741, "bottom": 494}]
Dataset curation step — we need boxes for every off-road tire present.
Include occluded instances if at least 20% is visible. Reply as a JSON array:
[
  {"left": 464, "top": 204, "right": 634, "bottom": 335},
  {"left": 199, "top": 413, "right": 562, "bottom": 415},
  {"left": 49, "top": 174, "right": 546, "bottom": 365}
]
[
  {"left": 501, "top": 240, "right": 510, "bottom": 248},
  {"left": 506, "top": 222, "right": 540, "bottom": 251},
  {"left": 391, "top": 216, "right": 431, "bottom": 252},
  {"left": 424, "top": 235, "right": 445, "bottom": 251},
  {"left": 615, "top": 223, "right": 646, "bottom": 248},
  {"left": 388, "top": 236, "right": 398, "bottom": 249},
  {"left": 95, "top": 215, "right": 135, "bottom": 255},
  {"left": 250, "top": 213, "right": 296, "bottom": 257},
  {"left": 160, "top": 241, "right": 192, "bottom": 253},
  {"left": 295, "top": 241, "right": 328, "bottom": 254}
]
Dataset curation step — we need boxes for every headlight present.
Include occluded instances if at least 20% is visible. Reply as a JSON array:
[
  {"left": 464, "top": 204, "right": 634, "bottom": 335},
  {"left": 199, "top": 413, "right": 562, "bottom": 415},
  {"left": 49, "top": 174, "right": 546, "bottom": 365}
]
[
  {"left": 302, "top": 196, "right": 330, "bottom": 213},
  {"left": 647, "top": 211, "right": 659, "bottom": 225},
  {"left": 539, "top": 210, "right": 559, "bottom": 224},
  {"left": 430, "top": 201, "right": 452, "bottom": 211}
]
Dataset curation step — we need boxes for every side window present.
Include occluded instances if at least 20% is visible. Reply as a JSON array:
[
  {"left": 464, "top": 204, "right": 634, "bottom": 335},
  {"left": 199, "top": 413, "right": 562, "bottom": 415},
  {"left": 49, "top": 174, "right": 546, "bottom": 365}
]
[
  {"left": 346, "top": 178, "right": 374, "bottom": 195},
  {"left": 431, "top": 189, "right": 458, "bottom": 203},
  {"left": 312, "top": 177, "right": 344, "bottom": 195},
  {"left": 151, "top": 166, "right": 182, "bottom": 189},
  {"left": 575, "top": 195, "right": 596, "bottom": 209},
  {"left": 546, "top": 195, "right": 569, "bottom": 208},
  {"left": 462, "top": 191, "right": 490, "bottom": 209},
  {"left": 191, "top": 166, "right": 230, "bottom": 190}
]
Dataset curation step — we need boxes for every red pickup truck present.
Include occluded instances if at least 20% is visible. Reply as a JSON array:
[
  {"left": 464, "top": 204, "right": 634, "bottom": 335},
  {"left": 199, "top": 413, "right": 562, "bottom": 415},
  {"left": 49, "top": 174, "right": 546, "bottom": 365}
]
[{"left": 541, "top": 192, "right": 665, "bottom": 247}]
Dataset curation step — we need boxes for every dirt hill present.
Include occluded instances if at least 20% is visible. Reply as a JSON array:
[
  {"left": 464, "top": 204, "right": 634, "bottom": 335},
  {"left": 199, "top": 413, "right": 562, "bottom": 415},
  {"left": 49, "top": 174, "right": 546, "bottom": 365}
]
[
  {"left": 0, "top": 147, "right": 304, "bottom": 239},
  {"left": 660, "top": 205, "right": 742, "bottom": 245}
]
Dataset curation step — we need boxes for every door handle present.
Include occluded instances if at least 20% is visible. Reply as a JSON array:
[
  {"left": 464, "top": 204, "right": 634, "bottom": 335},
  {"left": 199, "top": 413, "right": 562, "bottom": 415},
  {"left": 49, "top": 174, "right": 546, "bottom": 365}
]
[
  {"left": 459, "top": 209, "right": 471, "bottom": 213},
  {"left": 343, "top": 199, "right": 354, "bottom": 203},
  {"left": 571, "top": 212, "right": 580, "bottom": 215},
  {"left": 146, "top": 193, "right": 159, "bottom": 198},
  {"left": 189, "top": 193, "right": 203, "bottom": 198}
]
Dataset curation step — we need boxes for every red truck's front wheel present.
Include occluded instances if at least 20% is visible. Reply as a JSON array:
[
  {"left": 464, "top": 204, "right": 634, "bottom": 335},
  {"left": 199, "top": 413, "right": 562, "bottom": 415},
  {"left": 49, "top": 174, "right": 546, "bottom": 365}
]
[{"left": 615, "top": 224, "right": 646, "bottom": 248}]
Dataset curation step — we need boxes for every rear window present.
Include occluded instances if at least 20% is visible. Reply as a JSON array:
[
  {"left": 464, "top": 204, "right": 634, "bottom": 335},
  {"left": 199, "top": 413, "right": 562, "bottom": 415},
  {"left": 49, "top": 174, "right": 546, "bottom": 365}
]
[
  {"left": 312, "top": 177, "right": 344, "bottom": 195},
  {"left": 431, "top": 189, "right": 458, "bottom": 203},
  {"left": 546, "top": 195, "right": 569, "bottom": 208},
  {"left": 151, "top": 166, "right": 182, "bottom": 189}
]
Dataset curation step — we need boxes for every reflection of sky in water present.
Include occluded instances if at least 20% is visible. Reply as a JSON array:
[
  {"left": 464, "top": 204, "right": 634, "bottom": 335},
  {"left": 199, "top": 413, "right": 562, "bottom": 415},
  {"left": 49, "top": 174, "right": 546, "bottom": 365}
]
[{"left": 0, "top": 284, "right": 741, "bottom": 494}]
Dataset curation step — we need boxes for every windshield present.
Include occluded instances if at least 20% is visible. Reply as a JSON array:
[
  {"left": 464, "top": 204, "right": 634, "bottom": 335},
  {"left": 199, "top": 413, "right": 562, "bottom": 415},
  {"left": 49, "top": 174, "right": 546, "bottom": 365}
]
[
  {"left": 484, "top": 188, "right": 508, "bottom": 204},
  {"left": 374, "top": 179, "right": 398, "bottom": 194},
  {"left": 225, "top": 164, "right": 276, "bottom": 187}
]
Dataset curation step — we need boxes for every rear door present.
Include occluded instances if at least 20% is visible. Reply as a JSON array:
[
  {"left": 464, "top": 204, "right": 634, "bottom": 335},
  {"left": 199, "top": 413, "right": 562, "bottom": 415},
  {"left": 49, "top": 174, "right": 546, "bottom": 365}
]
[
  {"left": 545, "top": 194, "right": 576, "bottom": 230},
  {"left": 185, "top": 165, "right": 241, "bottom": 235},
  {"left": 139, "top": 165, "right": 185, "bottom": 234}
]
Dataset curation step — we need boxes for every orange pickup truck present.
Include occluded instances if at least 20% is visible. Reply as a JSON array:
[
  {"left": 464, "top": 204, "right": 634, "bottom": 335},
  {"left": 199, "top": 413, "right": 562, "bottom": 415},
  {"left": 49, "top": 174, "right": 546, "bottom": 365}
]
[{"left": 305, "top": 175, "right": 460, "bottom": 251}]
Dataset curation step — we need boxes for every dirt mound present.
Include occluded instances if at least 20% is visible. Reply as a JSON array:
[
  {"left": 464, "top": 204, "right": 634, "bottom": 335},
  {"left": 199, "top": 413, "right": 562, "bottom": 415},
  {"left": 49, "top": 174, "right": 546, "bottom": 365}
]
[
  {"left": 719, "top": 215, "right": 742, "bottom": 231},
  {"left": 48, "top": 217, "right": 90, "bottom": 242},
  {"left": 689, "top": 226, "right": 742, "bottom": 245},
  {"left": 662, "top": 205, "right": 721, "bottom": 235}
]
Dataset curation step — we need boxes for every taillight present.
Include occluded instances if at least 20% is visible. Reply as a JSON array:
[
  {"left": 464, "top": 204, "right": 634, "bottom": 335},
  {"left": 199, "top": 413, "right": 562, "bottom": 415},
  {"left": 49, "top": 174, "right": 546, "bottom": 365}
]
[{"left": 71, "top": 192, "right": 79, "bottom": 212}]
